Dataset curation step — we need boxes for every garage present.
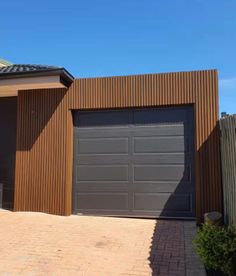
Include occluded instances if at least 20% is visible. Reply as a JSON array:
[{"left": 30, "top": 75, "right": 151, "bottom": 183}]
[
  {"left": 7, "top": 69, "right": 221, "bottom": 221},
  {"left": 72, "top": 106, "right": 195, "bottom": 218}
]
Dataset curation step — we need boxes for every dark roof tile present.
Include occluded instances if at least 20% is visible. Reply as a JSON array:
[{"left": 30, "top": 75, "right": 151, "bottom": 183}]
[{"left": 0, "top": 64, "right": 61, "bottom": 74}]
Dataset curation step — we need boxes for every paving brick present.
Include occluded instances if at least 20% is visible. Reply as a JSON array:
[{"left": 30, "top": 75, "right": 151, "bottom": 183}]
[{"left": 0, "top": 210, "right": 206, "bottom": 275}]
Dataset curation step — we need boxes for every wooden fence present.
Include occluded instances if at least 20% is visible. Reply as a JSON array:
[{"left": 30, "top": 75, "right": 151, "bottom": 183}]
[{"left": 219, "top": 114, "right": 236, "bottom": 226}]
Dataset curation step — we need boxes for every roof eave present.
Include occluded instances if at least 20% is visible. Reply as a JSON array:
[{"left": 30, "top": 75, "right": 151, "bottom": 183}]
[{"left": 0, "top": 68, "right": 74, "bottom": 87}]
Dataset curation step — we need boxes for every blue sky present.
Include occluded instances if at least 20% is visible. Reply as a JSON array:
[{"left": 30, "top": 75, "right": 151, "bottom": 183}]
[{"left": 0, "top": 0, "right": 235, "bottom": 114}]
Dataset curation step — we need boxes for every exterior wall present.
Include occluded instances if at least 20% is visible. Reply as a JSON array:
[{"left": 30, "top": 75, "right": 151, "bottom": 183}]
[
  {"left": 14, "top": 70, "right": 222, "bottom": 221},
  {"left": 14, "top": 89, "right": 69, "bottom": 214}
]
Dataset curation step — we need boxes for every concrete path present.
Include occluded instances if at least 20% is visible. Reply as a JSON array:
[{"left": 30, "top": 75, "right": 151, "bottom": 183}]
[{"left": 0, "top": 210, "right": 205, "bottom": 275}]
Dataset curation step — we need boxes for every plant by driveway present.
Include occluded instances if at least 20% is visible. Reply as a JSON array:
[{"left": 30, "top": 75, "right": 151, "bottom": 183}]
[{"left": 194, "top": 223, "right": 236, "bottom": 276}]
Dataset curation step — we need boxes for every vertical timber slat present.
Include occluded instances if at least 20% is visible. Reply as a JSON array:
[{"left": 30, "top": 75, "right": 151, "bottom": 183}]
[{"left": 14, "top": 70, "right": 222, "bottom": 221}]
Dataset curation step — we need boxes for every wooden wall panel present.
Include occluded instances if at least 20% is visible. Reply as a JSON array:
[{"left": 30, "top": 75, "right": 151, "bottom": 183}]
[
  {"left": 68, "top": 72, "right": 195, "bottom": 110},
  {"left": 14, "top": 70, "right": 222, "bottom": 221},
  {"left": 14, "top": 88, "right": 69, "bottom": 215}
]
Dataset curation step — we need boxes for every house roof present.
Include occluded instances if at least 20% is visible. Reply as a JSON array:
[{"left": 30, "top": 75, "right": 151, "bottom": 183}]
[
  {"left": 0, "top": 64, "right": 74, "bottom": 87},
  {"left": 0, "top": 64, "right": 59, "bottom": 74}
]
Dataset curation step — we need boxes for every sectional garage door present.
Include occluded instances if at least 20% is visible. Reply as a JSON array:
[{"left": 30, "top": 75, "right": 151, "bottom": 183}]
[{"left": 72, "top": 106, "right": 195, "bottom": 218}]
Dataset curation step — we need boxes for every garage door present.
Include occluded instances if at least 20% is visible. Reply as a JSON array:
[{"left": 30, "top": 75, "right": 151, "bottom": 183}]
[{"left": 72, "top": 106, "right": 195, "bottom": 218}]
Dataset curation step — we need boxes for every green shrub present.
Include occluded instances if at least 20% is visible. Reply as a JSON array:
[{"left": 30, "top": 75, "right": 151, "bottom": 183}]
[{"left": 193, "top": 223, "right": 236, "bottom": 275}]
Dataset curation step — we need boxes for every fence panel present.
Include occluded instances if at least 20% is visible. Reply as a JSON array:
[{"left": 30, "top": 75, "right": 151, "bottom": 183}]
[{"left": 219, "top": 115, "right": 236, "bottom": 226}]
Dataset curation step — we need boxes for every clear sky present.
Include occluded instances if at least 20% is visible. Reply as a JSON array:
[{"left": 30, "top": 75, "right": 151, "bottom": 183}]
[{"left": 0, "top": 0, "right": 235, "bottom": 114}]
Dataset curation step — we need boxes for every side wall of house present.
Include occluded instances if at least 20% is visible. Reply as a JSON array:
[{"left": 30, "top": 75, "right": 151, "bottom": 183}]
[
  {"left": 14, "top": 70, "right": 222, "bottom": 221},
  {"left": 14, "top": 88, "right": 70, "bottom": 215}
]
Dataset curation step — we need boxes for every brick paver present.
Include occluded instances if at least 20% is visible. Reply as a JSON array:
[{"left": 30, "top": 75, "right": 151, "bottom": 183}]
[
  {"left": 149, "top": 221, "right": 186, "bottom": 275},
  {"left": 0, "top": 210, "right": 205, "bottom": 275}
]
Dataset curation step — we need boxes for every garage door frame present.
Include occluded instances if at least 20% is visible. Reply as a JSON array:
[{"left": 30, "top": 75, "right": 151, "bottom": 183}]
[{"left": 72, "top": 105, "right": 195, "bottom": 219}]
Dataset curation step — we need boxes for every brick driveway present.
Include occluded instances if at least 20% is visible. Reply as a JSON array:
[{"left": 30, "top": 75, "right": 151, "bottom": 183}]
[{"left": 0, "top": 210, "right": 205, "bottom": 276}]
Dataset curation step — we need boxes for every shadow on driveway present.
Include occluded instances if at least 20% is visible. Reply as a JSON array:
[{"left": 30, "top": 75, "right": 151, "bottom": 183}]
[{"left": 148, "top": 220, "right": 186, "bottom": 275}]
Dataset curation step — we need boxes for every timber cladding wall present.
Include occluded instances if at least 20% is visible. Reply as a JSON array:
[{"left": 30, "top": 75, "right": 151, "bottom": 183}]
[
  {"left": 14, "top": 89, "right": 69, "bottom": 214},
  {"left": 14, "top": 70, "right": 222, "bottom": 221}
]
